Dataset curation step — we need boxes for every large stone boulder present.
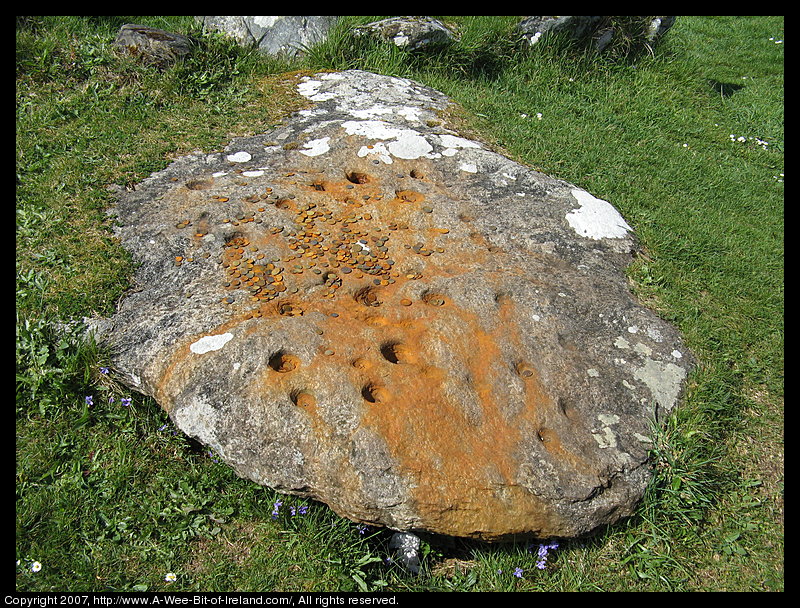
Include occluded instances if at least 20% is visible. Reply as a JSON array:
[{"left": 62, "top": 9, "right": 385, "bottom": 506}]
[
  {"left": 101, "top": 70, "right": 693, "bottom": 541},
  {"left": 519, "top": 16, "right": 677, "bottom": 53},
  {"left": 353, "top": 17, "right": 457, "bottom": 51},
  {"left": 112, "top": 24, "right": 196, "bottom": 69},
  {"left": 195, "top": 16, "right": 338, "bottom": 58}
]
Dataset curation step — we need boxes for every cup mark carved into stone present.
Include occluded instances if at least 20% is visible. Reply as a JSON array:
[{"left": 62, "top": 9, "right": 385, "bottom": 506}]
[
  {"left": 381, "top": 342, "right": 417, "bottom": 365},
  {"left": 293, "top": 390, "right": 316, "bottom": 408},
  {"left": 364, "top": 383, "right": 391, "bottom": 404},
  {"left": 422, "top": 292, "right": 448, "bottom": 307},
  {"left": 269, "top": 352, "right": 301, "bottom": 373}
]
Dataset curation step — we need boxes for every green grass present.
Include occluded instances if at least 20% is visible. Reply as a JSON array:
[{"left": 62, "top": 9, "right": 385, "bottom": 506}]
[{"left": 17, "top": 16, "right": 783, "bottom": 592}]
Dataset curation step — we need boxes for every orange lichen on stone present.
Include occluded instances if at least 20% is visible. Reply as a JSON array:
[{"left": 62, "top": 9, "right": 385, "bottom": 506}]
[
  {"left": 393, "top": 190, "right": 425, "bottom": 204},
  {"left": 152, "top": 159, "right": 599, "bottom": 539},
  {"left": 294, "top": 391, "right": 316, "bottom": 408},
  {"left": 211, "top": 255, "right": 569, "bottom": 537},
  {"left": 270, "top": 352, "right": 301, "bottom": 373},
  {"left": 352, "top": 295, "right": 562, "bottom": 538}
]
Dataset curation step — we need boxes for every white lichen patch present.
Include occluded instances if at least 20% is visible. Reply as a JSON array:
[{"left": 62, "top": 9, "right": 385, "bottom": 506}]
[
  {"left": 298, "top": 108, "right": 327, "bottom": 119},
  {"left": 592, "top": 413, "right": 621, "bottom": 449},
  {"left": 566, "top": 189, "right": 632, "bottom": 240},
  {"left": 350, "top": 105, "right": 393, "bottom": 120},
  {"left": 342, "top": 120, "right": 435, "bottom": 160},
  {"left": 614, "top": 336, "right": 631, "bottom": 349},
  {"left": 633, "top": 358, "right": 687, "bottom": 413},
  {"left": 438, "top": 134, "right": 482, "bottom": 152},
  {"left": 253, "top": 16, "right": 280, "bottom": 28},
  {"left": 226, "top": 151, "right": 252, "bottom": 163},
  {"left": 388, "top": 132, "right": 434, "bottom": 159},
  {"left": 173, "top": 394, "right": 222, "bottom": 453},
  {"left": 242, "top": 170, "right": 265, "bottom": 178},
  {"left": 350, "top": 104, "right": 424, "bottom": 123},
  {"left": 300, "top": 137, "right": 331, "bottom": 157},
  {"left": 341, "top": 120, "right": 402, "bottom": 140},
  {"left": 592, "top": 427, "right": 617, "bottom": 449},
  {"left": 598, "top": 413, "right": 620, "bottom": 426},
  {"left": 357, "top": 142, "right": 393, "bottom": 164},
  {"left": 296, "top": 79, "right": 336, "bottom": 102},
  {"left": 190, "top": 332, "right": 234, "bottom": 355}
]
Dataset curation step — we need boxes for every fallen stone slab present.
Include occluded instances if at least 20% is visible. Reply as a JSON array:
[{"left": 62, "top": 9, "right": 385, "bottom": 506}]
[{"left": 101, "top": 70, "right": 694, "bottom": 541}]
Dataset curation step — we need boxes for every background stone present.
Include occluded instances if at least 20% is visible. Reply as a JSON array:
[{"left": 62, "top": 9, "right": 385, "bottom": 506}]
[
  {"left": 519, "top": 16, "right": 677, "bottom": 53},
  {"left": 193, "top": 16, "right": 676, "bottom": 59},
  {"left": 101, "top": 70, "right": 694, "bottom": 541},
  {"left": 112, "top": 24, "right": 195, "bottom": 68},
  {"left": 195, "top": 16, "right": 338, "bottom": 57},
  {"left": 353, "top": 17, "right": 457, "bottom": 51}
]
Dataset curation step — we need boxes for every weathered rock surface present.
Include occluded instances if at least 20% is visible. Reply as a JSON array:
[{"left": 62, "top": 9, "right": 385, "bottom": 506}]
[
  {"left": 193, "top": 16, "right": 676, "bottom": 59},
  {"left": 195, "top": 16, "right": 338, "bottom": 57},
  {"left": 519, "top": 16, "right": 677, "bottom": 53},
  {"left": 112, "top": 24, "right": 195, "bottom": 68},
  {"left": 353, "top": 17, "right": 457, "bottom": 51},
  {"left": 102, "top": 70, "right": 694, "bottom": 541}
]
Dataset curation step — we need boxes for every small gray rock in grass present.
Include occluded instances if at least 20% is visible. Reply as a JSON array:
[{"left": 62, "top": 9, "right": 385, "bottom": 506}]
[{"left": 389, "top": 532, "right": 421, "bottom": 575}]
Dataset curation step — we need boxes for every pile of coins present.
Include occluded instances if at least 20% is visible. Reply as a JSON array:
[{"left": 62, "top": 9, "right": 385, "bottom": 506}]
[{"left": 167, "top": 170, "right": 453, "bottom": 310}]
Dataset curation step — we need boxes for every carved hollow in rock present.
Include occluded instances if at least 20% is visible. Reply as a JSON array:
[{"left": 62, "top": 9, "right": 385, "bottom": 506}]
[
  {"left": 355, "top": 286, "right": 383, "bottom": 307},
  {"left": 278, "top": 302, "right": 303, "bottom": 317},
  {"left": 269, "top": 352, "right": 300, "bottom": 373},
  {"left": 380, "top": 342, "right": 417, "bottom": 365},
  {"left": 185, "top": 178, "right": 214, "bottom": 190},
  {"left": 352, "top": 357, "right": 372, "bottom": 371},
  {"left": 422, "top": 292, "right": 448, "bottom": 307},
  {"left": 394, "top": 189, "right": 424, "bottom": 203},
  {"left": 346, "top": 171, "right": 370, "bottom": 184},
  {"left": 292, "top": 390, "right": 316, "bottom": 408},
  {"left": 363, "top": 383, "right": 391, "bottom": 404}
]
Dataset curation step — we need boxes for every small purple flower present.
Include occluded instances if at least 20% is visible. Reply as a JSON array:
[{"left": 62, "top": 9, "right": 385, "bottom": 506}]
[
  {"left": 271, "top": 500, "right": 282, "bottom": 519},
  {"left": 85, "top": 395, "right": 93, "bottom": 406},
  {"left": 121, "top": 397, "right": 132, "bottom": 407},
  {"left": 298, "top": 505, "right": 309, "bottom": 515},
  {"left": 533, "top": 541, "right": 559, "bottom": 570},
  {"left": 108, "top": 397, "right": 115, "bottom": 404},
  {"left": 100, "top": 367, "right": 109, "bottom": 375},
  {"left": 513, "top": 567, "right": 524, "bottom": 578}
]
